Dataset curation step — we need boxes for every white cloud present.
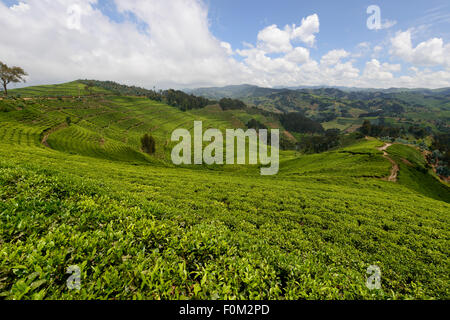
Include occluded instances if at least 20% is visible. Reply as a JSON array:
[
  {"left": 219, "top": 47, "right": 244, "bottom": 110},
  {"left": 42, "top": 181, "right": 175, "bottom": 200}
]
[
  {"left": 0, "top": 1, "right": 448, "bottom": 90},
  {"left": 380, "top": 19, "right": 397, "bottom": 29},
  {"left": 220, "top": 42, "right": 233, "bottom": 55},
  {"left": 352, "top": 42, "right": 370, "bottom": 58},
  {"left": 372, "top": 45, "right": 383, "bottom": 58},
  {"left": 0, "top": 0, "right": 245, "bottom": 88},
  {"left": 256, "top": 13, "right": 319, "bottom": 53},
  {"left": 390, "top": 30, "right": 450, "bottom": 68},
  {"left": 319, "top": 60, "right": 360, "bottom": 85},
  {"left": 257, "top": 25, "right": 293, "bottom": 53},
  {"left": 357, "top": 42, "right": 370, "bottom": 50},
  {"left": 320, "top": 49, "right": 350, "bottom": 66},
  {"left": 10, "top": 1, "right": 30, "bottom": 12},
  {"left": 388, "top": 69, "right": 450, "bottom": 88},
  {"left": 289, "top": 14, "right": 320, "bottom": 47},
  {"left": 284, "top": 47, "right": 310, "bottom": 64},
  {"left": 363, "top": 59, "right": 401, "bottom": 81}
]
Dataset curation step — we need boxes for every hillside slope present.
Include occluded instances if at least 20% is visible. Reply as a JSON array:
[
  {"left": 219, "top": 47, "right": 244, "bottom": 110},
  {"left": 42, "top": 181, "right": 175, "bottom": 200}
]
[
  {"left": 0, "top": 82, "right": 449, "bottom": 300},
  {"left": 189, "top": 84, "right": 450, "bottom": 134},
  {"left": 3, "top": 82, "right": 254, "bottom": 163}
]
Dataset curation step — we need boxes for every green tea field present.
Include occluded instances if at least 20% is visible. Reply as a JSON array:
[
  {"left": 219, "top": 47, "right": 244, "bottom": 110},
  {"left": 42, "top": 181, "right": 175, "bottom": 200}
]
[{"left": 0, "top": 82, "right": 449, "bottom": 300}]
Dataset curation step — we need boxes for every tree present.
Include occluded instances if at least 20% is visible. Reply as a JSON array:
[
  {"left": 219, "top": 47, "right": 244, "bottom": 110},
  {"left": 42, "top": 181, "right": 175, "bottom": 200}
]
[
  {"left": 0, "top": 61, "right": 27, "bottom": 96},
  {"left": 85, "top": 81, "right": 94, "bottom": 95},
  {"left": 360, "top": 120, "right": 372, "bottom": 136},
  {"left": 219, "top": 98, "right": 246, "bottom": 110},
  {"left": 246, "top": 119, "right": 267, "bottom": 130},
  {"left": 436, "top": 165, "right": 450, "bottom": 177},
  {"left": 141, "top": 134, "right": 156, "bottom": 154},
  {"left": 279, "top": 112, "right": 324, "bottom": 134}
]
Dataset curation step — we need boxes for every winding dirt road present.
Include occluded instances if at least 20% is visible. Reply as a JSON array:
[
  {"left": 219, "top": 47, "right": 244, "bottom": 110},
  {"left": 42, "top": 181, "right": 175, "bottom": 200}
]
[
  {"left": 377, "top": 143, "right": 399, "bottom": 182},
  {"left": 41, "top": 123, "right": 67, "bottom": 148}
]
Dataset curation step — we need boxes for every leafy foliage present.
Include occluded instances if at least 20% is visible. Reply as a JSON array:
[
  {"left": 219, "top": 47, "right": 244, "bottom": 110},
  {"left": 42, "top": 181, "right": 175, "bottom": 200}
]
[
  {"left": 78, "top": 80, "right": 212, "bottom": 111},
  {"left": 163, "top": 89, "right": 211, "bottom": 111},
  {"left": 0, "top": 82, "right": 449, "bottom": 300},
  {"left": 141, "top": 134, "right": 156, "bottom": 155},
  {"left": 246, "top": 119, "right": 267, "bottom": 130},
  {"left": 359, "top": 120, "right": 402, "bottom": 138},
  {"left": 0, "top": 61, "right": 28, "bottom": 96},
  {"left": 279, "top": 113, "right": 324, "bottom": 134},
  {"left": 298, "top": 129, "right": 341, "bottom": 153},
  {"left": 219, "top": 98, "right": 247, "bottom": 111}
]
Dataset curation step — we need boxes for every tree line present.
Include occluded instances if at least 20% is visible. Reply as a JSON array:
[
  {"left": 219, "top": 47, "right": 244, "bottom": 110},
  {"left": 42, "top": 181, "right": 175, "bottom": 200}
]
[
  {"left": 297, "top": 129, "right": 341, "bottom": 154},
  {"left": 219, "top": 98, "right": 247, "bottom": 110},
  {"left": 79, "top": 80, "right": 213, "bottom": 111},
  {"left": 359, "top": 120, "right": 431, "bottom": 140},
  {"left": 279, "top": 112, "right": 324, "bottom": 134}
]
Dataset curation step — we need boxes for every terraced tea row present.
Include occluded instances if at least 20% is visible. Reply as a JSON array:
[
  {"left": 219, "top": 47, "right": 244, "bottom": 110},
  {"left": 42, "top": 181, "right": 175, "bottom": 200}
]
[
  {"left": 1, "top": 82, "right": 448, "bottom": 300},
  {"left": 1, "top": 93, "right": 255, "bottom": 163},
  {"left": 0, "top": 141, "right": 448, "bottom": 299},
  {"left": 9, "top": 81, "right": 111, "bottom": 97}
]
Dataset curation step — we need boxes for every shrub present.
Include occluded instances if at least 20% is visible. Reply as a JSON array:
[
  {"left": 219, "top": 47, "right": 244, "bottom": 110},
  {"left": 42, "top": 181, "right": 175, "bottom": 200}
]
[
  {"left": 436, "top": 165, "right": 450, "bottom": 177},
  {"left": 219, "top": 98, "right": 246, "bottom": 110},
  {"left": 141, "top": 134, "right": 156, "bottom": 154}
]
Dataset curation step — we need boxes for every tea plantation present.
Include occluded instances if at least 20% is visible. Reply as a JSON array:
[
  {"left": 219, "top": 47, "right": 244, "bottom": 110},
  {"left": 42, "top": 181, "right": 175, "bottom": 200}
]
[{"left": 0, "top": 82, "right": 449, "bottom": 300}]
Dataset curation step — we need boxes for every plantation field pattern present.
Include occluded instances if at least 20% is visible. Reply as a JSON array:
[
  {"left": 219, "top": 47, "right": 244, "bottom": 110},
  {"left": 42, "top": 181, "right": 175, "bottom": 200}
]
[{"left": 0, "top": 82, "right": 449, "bottom": 300}]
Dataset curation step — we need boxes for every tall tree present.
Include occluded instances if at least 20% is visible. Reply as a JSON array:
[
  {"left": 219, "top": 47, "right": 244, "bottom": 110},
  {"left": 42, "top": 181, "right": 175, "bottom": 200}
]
[{"left": 0, "top": 61, "right": 27, "bottom": 96}]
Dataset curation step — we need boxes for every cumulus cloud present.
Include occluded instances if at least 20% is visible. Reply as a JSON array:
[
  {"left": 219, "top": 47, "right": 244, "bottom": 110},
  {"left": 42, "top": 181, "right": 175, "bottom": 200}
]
[
  {"left": 390, "top": 30, "right": 450, "bottom": 68},
  {"left": 320, "top": 49, "right": 350, "bottom": 66},
  {"left": 10, "top": 1, "right": 30, "bottom": 12},
  {"left": 289, "top": 14, "right": 320, "bottom": 47},
  {"left": 284, "top": 47, "right": 310, "bottom": 64},
  {"left": 257, "top": 25, "right": 293, "bottom": 53},
  {"left": 363, "top": 59, "right": 401, "bottom": 81},
  {"left": 0, "top": 1, "right": 448, "bottom": 89},
  {"left": 319, "top": 58, "right": 360, "bottom": 85},
  {"left": 256, "top": 13, "right": 319, "bottom": 53},
  {"left": 220, "top": 42, "right": 233, "bottom": 55},
  {"left": 0, "top": 0, "right": 245, "bottom": 88},
  {"left": 397, "top": 69, "right": 450, "bottom": 88}
]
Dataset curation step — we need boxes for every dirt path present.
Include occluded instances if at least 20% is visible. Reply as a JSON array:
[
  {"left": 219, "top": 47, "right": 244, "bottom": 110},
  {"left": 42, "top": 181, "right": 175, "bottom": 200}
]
[
  {"left": 41, "top": 123, "right": 68, "bottom": 148},
  {"left": 377, "top": 143, "right": 399, "bottom": 182}
]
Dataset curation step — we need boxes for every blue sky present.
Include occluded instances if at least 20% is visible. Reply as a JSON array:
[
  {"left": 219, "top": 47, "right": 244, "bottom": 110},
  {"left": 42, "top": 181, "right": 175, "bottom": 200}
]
[
  {"left": 208, "top": 0, "right": 450, "bottom": 43},
  {"left": 1, "top": 0, "right": 449, "bottom": 88},
  {"left": 82, "top": 0, "right": 450, "bottom": 62},
  {"left": 206, "top": 0, "right": 450, "bottom": 67}
]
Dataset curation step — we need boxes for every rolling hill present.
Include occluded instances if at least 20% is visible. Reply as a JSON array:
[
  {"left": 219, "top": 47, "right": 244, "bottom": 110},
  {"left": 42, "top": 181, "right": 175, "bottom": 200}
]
[
  {"left": 188, "top": 84, "right": 450, "bottom": 135},
  {"left": 0, "top": 81, "right": 449, "bottom": 300}
]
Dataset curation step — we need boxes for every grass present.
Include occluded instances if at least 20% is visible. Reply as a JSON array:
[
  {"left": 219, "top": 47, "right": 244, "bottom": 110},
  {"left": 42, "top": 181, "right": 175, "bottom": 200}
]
[
  {"left": 322, "top": 118, "right": 361, "bottom": 131},
  {"left": 0, "top": 82, "right": 449, "bottom": 300},
  {"left": 387, "top": 144, "right": 450, "bottom": 202}
]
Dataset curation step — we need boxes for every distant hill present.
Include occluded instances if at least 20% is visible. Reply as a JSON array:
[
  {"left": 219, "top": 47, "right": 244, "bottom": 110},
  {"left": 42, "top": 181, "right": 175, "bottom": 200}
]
[
  {"left": 188, "top": 84, "right": 450, "bottom": 100},
  {"left": 186, "top": 84, "right": 450, "bottom": 135},
  {"left": 185, "top": 84, "right": 282, "bottom": 100},
  {"left": 1, "top": 80, "right": 450, "bottom": 300}
]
